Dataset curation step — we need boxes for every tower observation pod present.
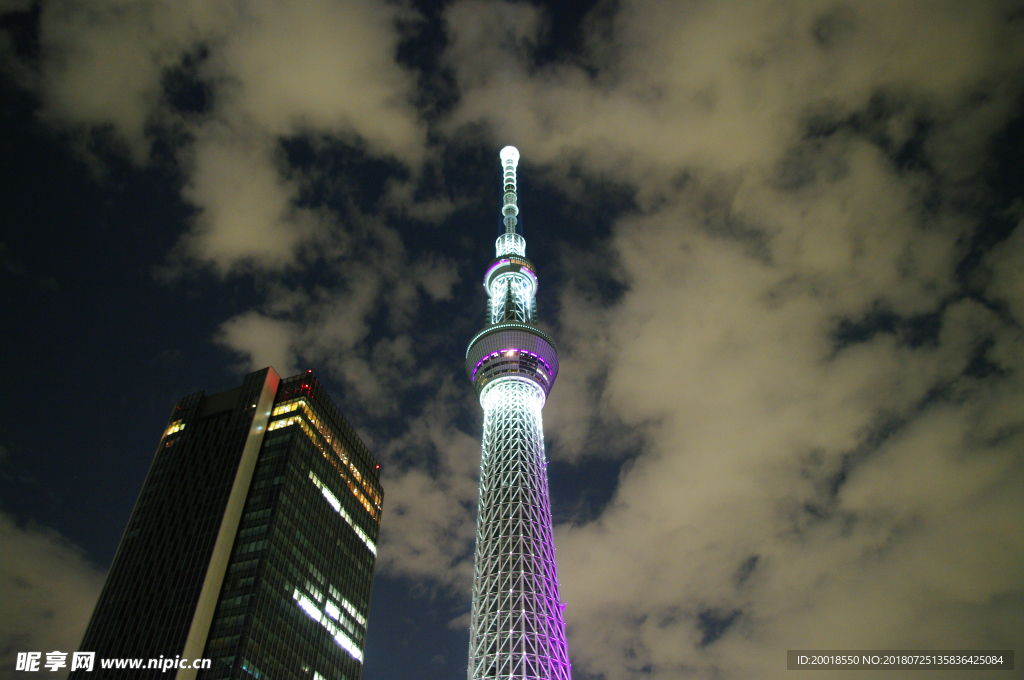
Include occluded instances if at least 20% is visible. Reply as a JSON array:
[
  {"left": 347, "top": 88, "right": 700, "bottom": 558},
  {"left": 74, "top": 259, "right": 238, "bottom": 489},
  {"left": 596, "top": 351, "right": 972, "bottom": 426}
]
[{"left": 464, "top": 146, "right": 571, "bottom": 680}]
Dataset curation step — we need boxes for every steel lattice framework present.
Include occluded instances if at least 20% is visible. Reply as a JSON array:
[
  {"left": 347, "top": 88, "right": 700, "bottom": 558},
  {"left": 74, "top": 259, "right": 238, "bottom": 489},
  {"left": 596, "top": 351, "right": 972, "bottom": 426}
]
[{"left": 465, "top": 147, "right": 571, "bottom": 680}]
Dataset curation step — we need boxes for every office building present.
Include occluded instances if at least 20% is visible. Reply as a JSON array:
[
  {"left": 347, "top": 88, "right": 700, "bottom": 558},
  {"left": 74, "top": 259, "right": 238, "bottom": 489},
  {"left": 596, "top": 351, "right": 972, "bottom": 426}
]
[
  {"left": 72, "top": 368, "right": 383, "bottom": 680},
  {"left": 464, "top": 147, "right": 571, "bottom": 679}
]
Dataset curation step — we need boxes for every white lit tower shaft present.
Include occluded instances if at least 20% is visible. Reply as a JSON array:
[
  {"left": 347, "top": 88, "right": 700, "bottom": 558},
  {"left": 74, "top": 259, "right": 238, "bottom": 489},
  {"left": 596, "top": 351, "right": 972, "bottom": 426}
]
[{"left": 465, "top": 147, "right": 570, "bottom": 680}]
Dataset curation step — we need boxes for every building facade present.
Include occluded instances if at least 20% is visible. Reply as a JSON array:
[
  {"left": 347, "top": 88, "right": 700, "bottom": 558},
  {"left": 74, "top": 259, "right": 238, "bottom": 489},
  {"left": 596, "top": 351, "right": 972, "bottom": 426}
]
[
  {"left": 72, "top": 368, "right": 382, "bottom": 680},
  {"left": 464, "top": 147, "right": 571, "bottom": 680}
]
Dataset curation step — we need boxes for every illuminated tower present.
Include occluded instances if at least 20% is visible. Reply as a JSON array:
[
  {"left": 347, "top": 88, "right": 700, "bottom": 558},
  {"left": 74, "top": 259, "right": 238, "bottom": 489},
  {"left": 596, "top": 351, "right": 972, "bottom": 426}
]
[{"left": 465, "top": 147, "right": 570, "bottom": 680}]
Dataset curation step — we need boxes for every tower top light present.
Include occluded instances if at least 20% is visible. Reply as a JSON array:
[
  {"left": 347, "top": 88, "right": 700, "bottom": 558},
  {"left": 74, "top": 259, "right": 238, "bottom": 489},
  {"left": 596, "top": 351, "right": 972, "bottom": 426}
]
[
  {"left": 499, "top": 146, "right": 521, "bottom": 239},
  {"left": 499, "top": 145, "right": 520, "bottom": 167}
]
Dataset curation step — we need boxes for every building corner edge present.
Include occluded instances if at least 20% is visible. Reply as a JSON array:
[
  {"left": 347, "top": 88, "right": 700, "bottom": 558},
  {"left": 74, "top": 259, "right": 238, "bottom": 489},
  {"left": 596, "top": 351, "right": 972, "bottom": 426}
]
[{"left": 176, "top": 367, "right": 281, "bottom": 679}]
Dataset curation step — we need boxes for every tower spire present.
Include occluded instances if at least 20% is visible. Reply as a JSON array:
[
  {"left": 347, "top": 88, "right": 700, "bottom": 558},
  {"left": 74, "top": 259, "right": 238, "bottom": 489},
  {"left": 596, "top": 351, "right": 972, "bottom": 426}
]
[
  {"left": 464, "top": 147, "right": 571, "bottom": 680},
  {"left": 499, "top": 145, "right": 520, "bottom": 234},
  {"left": 495, "top": 146, "right": 527, "bottom": 258}
]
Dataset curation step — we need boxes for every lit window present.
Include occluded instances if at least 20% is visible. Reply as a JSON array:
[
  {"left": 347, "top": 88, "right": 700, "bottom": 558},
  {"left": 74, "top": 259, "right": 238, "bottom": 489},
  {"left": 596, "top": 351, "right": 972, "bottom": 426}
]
[
  {"left": 305, "top": 581, "right": 323, "bottom": 602},
  {"left": 293, "top": 589, "right": 322, "bottom": 622},
  {"left": 270, "top": 399, "right": 382, "bottom": 520},
  {"left": 309, "top": 472, "right": 377, "bottom": 556},
  {"left": 164, "top": 420, "right": 185, "bottom": 436},
  {"left": 341, "top": 597, "right": 367, "bottom": 626},
  {"left": 293, "top": 589, "right": 363, "bottom": 662}
]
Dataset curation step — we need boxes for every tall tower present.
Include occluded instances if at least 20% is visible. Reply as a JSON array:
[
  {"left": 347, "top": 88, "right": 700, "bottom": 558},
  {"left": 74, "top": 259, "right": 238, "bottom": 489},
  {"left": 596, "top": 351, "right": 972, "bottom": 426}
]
[
  {"left": 465, "top": 147, "right": 571, "bottom": 680},
  {"left": 72, "top": 368, "right": 383, "bottom": 680}
]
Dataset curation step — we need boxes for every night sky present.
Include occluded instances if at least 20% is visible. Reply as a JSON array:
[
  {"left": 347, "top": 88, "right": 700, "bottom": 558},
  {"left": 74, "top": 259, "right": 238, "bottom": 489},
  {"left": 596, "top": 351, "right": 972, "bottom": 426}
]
[{"left": 2, "top": 1, "right": 1023, "bottom": 679}]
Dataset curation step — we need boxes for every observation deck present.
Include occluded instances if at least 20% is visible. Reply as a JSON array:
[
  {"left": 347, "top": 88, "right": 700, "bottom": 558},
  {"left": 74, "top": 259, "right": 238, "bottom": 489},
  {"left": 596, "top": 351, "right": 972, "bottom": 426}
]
[
  {"left": 483, "top": 255, "right": 538, "bottom": 297},
  {"left": 465, "top": 322, "right": 559, "bottom": 400}
]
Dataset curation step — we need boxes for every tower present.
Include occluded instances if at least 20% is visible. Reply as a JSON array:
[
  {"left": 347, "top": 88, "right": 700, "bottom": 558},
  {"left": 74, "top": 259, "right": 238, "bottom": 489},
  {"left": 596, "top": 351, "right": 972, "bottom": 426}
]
[
  {"left": 72, "top": 368, "right": 383, "bottom": 680},
  {"left": 465, "top": 147, "right": 571, "bottom": 679}
]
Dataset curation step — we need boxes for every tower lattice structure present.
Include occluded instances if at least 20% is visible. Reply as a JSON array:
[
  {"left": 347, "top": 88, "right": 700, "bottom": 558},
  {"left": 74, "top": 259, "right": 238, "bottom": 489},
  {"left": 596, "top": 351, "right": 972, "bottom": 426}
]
[{"left": 465, "top": 146, "right": 571, "bottom": 680}]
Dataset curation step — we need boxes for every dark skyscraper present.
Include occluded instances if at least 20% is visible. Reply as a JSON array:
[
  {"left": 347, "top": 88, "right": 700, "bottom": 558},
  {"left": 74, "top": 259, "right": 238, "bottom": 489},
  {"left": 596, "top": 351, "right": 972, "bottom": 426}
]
[{"left": 72, "top": 368, "right": 383, "bottom": 680}]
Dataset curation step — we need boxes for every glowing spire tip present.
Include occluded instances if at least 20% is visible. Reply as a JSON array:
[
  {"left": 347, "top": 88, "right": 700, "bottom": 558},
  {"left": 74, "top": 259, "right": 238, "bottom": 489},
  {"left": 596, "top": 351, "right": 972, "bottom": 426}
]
[{"left": 500, "top": 146, "right": 520, "bottom": 167}]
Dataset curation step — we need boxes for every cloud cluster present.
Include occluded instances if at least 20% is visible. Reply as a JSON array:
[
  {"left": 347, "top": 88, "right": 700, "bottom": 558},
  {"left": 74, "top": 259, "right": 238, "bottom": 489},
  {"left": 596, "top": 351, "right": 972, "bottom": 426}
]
[
  {"left": 441, "top": 1, "right": 1024, "bottom": 677},
  {"left": 29, "top": 0, "right": 426, "bottom": 273},
  {"left": 0, "top": 512, "right": 104, "bottom": 680},
  {"left": 373, "top": 377, "right": 482, "bottom": 591}
]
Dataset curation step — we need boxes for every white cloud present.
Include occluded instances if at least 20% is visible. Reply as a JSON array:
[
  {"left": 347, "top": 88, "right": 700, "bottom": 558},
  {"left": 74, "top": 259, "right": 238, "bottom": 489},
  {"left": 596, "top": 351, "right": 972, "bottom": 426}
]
[
  {"left": 206, "top": 0, "right": 423, "bottom": 157},
  {"left": 0, "top": 513, "right": 105, "bottom": 680},
  {"left": 206, "top": 159, "right": 464, "bottom": 412},
  {"left": 216, "top": 310, "right": 299, "bottom": 377},
  {"left": 27, "top": 0, "right": 427, "bottom": 273},
  {"left": 34, "top": 0, "right": 202, "bottom": 161},
  {"left": 177, "top": 130, "right": 320, "bottom": 273},
  {"left": 986, "top": 218, "right": 1024, "bottom": 324},
  {"left": 372, "top": 377, "right": 482, "bottom": 591},
  {"left": 445, "top": 0, "right": 1023, "bottom": 185}
]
